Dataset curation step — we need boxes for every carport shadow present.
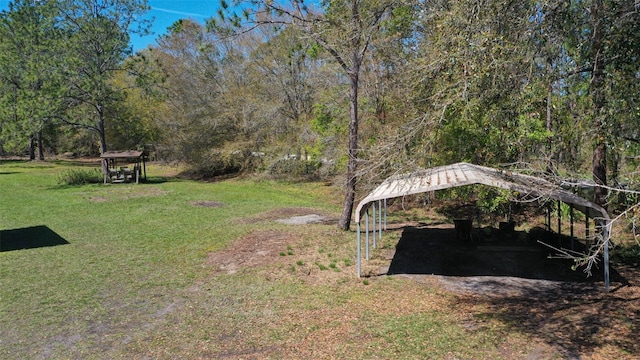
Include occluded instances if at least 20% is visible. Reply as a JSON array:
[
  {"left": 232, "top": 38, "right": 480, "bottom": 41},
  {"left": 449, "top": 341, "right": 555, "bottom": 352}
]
[
  {"left": 1, "top": 225, "right": 69, "bottom": 252},
  {"left": 387, "top": 225, "right": 639, "bottom": 357},
  {"left": 387, "top": 225, "right": 620, "bottom": 283}
]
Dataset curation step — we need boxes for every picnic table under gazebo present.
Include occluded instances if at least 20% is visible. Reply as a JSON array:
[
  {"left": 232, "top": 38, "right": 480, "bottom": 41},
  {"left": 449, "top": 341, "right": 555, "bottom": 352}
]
[{"left": 100, "top": 150, "right": 148, "bottom": 184}]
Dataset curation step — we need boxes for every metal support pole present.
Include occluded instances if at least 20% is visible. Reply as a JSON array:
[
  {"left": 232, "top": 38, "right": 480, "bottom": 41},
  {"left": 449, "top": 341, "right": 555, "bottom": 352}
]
[
  {"left": 365, "top": 209, "right": 370, "bottom": 260},
  {"left": 378, "top": 200, "right": 383, "bottom": 240},
  {"left": 356, "top": 222, "right": 361, "bottom": 277},
  {"left": 384, "top": 198, "right": 388, "bottom": 231},
  {"left": 372, "top": 203, "right": 377, "bottom": 249}
]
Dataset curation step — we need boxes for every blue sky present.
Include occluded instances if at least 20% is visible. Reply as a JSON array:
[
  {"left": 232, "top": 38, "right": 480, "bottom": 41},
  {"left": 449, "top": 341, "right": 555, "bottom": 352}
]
[
  {"left": 133, "top": 0, "right": 219, "bottom": 51},
  {"left": 0, "top": 0, "right": 219, "bottom": 52}
]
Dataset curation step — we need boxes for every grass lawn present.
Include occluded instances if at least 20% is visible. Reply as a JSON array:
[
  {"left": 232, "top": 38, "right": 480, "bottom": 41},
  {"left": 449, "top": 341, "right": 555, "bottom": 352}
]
[{"left": 0, "top": 159, "right": 638, "bottom": 359}]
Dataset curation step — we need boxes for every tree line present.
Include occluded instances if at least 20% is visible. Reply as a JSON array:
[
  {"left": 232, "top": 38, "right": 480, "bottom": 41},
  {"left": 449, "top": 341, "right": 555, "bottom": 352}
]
[
  {"left": 0, "top": 0, "right": 150, "bottom": 157},
  {"left": 1, "top": 0, "right": 639, "bottom": 229}
]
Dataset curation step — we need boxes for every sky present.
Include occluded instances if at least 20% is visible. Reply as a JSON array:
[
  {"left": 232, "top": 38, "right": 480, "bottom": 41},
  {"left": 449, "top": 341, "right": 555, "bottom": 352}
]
[
  {"left": 132, "top": 0, "right": 219, "bottom": 51},
  {"left": 0, "top": 0, "right": 219, "bottom": 52}
]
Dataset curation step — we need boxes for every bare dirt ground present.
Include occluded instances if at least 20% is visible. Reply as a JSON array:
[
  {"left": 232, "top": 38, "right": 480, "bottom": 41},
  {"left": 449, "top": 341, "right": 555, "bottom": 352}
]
[
  {"left": 207, "top": 207, "right": 341, "bottom": 281},
  {"left": 206, "top": 208, "right": 640, "bottom": 359},
  {"left": 206, "top": 229, "right": 299, "bottom": 275}
]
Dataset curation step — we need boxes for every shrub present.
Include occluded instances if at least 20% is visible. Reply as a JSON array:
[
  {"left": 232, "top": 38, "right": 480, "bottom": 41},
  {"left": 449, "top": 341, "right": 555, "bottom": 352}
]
[
  {"left": 57, "top": 168, "right": 103, "bottom": 185},
  {"left": 612, "top": 243, "right": 640, "bottom": 267},
  {"left": 183, "top": 150, "right": 259, "bottom": 179},
  {"left": 268, "top": 158, "right": 321, "bottom": 180}
]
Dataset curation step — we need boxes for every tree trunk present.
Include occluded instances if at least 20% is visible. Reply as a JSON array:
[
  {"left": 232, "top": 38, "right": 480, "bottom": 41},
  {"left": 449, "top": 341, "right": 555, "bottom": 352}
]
[
  {"left": 593, "top": 140, "right": 607, "bottom": 206},
  {"left": 338, "top": 71, "right": 359, "bottom": 231},
  {"left": 37, "top": 130, "right": 44, "bottom": 161},
  {"left": 591, "top": 0, "right": 607, "bottom": 208},
  {"left": 28, "top": 135, "right": 36, "bottom": 161},
  {"left": 97, "top": 104, "right": 110, "bottom": 177},
  {"left": 546, "top": 83, "right": 553, "bottom": 173},
  {"left": 97, "top": 103, "right": 108, "bottom": 154},
  {"left": 337, "top": 0, "right": 365, "bottom": 231}
]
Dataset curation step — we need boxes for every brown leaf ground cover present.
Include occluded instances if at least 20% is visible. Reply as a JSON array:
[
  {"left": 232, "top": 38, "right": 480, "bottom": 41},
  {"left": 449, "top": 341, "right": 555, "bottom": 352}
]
[{"left": 181, "top": 207, "right": 640, "bottom": 359}]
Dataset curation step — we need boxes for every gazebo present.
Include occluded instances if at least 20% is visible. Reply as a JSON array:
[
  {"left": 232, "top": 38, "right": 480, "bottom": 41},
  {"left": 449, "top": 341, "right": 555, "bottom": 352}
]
[
  {"left": 354, "top": 162, "right": 612, "bottom": 290},
  {"left": 100, "top": 150, "right": 148, "bottom": 184}
]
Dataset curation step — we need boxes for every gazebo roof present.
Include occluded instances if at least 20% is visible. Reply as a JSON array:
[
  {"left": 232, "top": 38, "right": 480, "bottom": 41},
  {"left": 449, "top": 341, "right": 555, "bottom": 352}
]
[
  {"left": 355, "top": 162, "right": 609, "bottom": 223},
  {"left": 100, "top": 150, "right": 145, "bottom": 160}
]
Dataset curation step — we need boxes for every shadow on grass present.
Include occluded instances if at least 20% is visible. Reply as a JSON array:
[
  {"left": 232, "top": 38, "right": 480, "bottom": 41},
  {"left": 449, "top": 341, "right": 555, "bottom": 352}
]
[
  {"left": 0, "top": 159, "right": 31, "bottom": 166},
  {"left": 144, "top": 176, "right": 170, "bottom": 184},
  {"left": 49, "top": 159, "right": 101, "bottom": 167},
  {"left": 0, "top": 159, "right": 55, "bottom": 168},
  {"left": 387, "top": 225, "right": 640, "bottom": 357},
  {"left": 50, "top": 176, "right": 171, "bottom": 189},
  {"left": 1, "top": 225, "right": 69, "bottom": 252}
]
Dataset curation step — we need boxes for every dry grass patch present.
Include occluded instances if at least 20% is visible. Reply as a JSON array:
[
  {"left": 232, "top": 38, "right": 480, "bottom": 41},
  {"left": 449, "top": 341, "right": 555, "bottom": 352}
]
[
  {"left": 199, "top": 208, "right": 640, "bottom": 359},
  {"left": 206, "top": 230, "right": 298, "bottom": 274},
  {"left": 190, "top": 200, "right": 223, "bottom": 207},
  {"left": 83, "top": 185, "right": 170, "bottom": 202},
  {"left": 451, "top": 269, "right": 640, "bottom": 359}
]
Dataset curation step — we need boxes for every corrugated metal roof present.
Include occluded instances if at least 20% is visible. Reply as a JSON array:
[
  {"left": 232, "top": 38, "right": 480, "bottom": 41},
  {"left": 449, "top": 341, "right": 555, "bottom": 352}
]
[
  {"left": 100, "top": 150, "right": 145, "bottom": 159},
  {"left": 355, "top": 162, "right": 609, "bottom": 223}
]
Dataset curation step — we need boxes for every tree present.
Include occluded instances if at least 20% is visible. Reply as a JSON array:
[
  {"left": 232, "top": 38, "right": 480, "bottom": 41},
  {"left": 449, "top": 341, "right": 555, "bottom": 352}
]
[
  {"left": 59, "top": 0, "right": 150, "bottom": 155},
  {"left": 150, "top": 19, "right": 236, "bottom": 166},
  {"left": 248, "top": 27, "right": 317, "bottom": 152},
  {"left": 588, "top": 0, "right": 609, "bottom": 208},
  {"left": 104, "top": 61, "right": 162, "bottom": 151},
  {"left": 554, "top": 0, "right": 640, "bottom": 207},
  {"left": 214, "top": 0, "right": 405, "bottom": 230},
  {"left": 405, "top": 0, "right": 545, "bottom": 167},
  {"left": 0, "top": 0, "right": 67, "bottom": 160}
]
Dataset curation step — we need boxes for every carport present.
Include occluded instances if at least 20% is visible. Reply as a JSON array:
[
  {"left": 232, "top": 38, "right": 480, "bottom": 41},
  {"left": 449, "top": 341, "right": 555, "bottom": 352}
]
[{"left": 354, "top": 162, "right": 612, "bottom": 290}]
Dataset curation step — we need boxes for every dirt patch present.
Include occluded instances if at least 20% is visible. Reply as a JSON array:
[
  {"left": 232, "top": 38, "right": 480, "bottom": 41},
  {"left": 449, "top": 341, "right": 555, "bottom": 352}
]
[
  {"left": 212, "top": 216, "right": 638, "bottom": 297},
  {"left": 276, "top": 214, "right": 325, "bottom": 225},
  {"left": 191, "top": 200, "right": 223, "bottom": 208},
  {"left": 208, "top": 207, "right": 347, "bottom": 283},
  {"left": 239, "top": 207, "right": 334, "bottom": 224},
  {"left": 206, "top": 230, "right": 298, "bottom": 274}
]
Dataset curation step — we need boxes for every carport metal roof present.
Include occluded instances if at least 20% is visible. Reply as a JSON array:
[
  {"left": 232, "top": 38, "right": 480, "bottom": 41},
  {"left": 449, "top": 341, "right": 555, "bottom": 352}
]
[
  {"left": 355, "top": 162, "right": 612, "bottom": 290},
  {"left": 356, "top": 162, "right": 609, "bottom": 223}
]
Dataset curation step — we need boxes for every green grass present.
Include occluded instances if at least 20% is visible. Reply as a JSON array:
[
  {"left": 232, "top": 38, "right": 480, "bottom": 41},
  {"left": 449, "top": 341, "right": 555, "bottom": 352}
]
[
  {"left": 0, "top": 160, "right": 333, "bottom": 358},
  {"left": 0, "top": 159, "right": 591, "bottom": 359}
]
